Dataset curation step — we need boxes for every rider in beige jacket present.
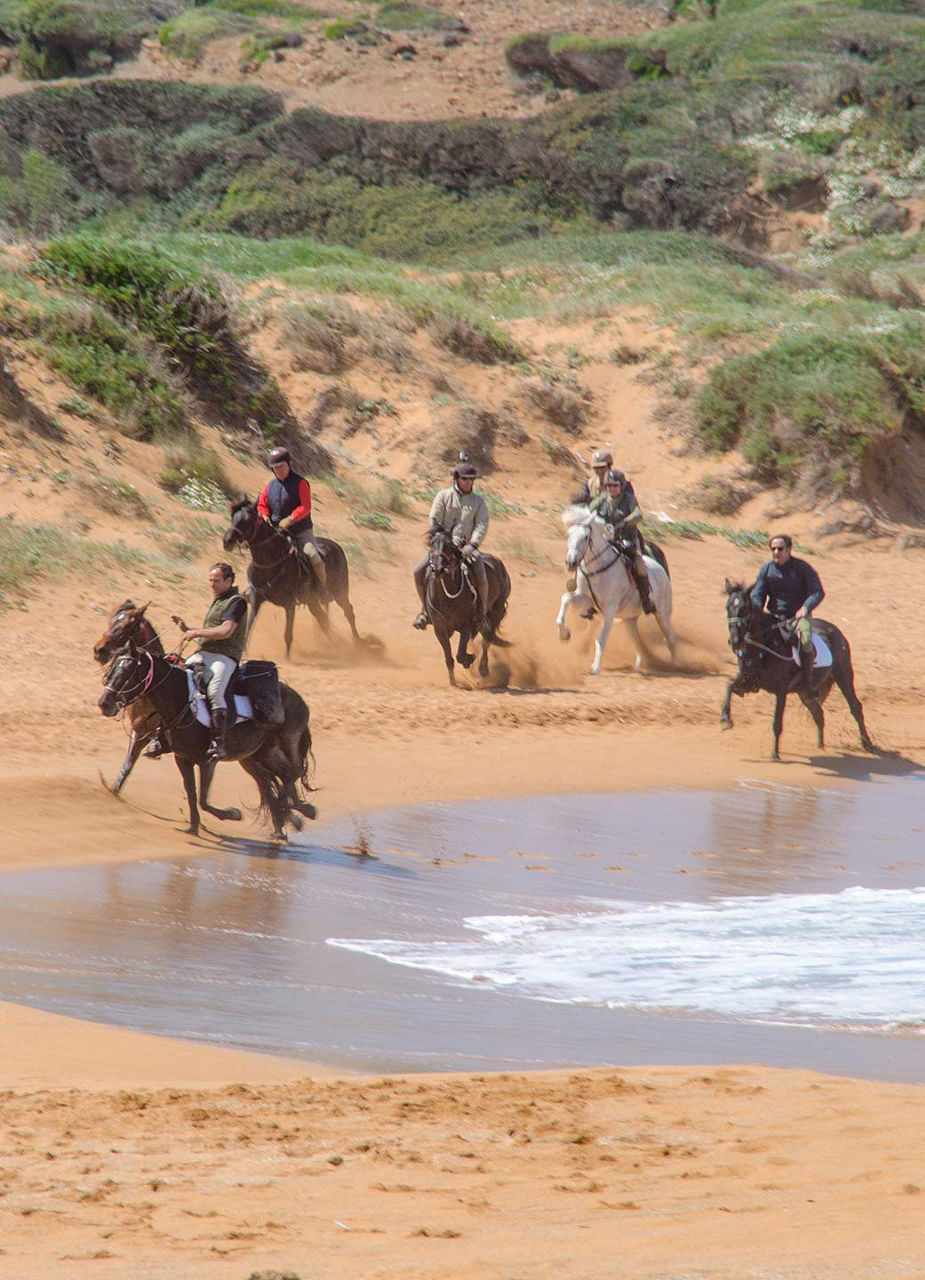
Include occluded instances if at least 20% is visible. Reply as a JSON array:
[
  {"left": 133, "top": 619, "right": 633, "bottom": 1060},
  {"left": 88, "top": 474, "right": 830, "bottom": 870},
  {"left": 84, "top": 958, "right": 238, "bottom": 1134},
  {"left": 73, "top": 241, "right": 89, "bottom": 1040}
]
[{"left": 412, "top": 459, "right": 491, "bottom": 633}]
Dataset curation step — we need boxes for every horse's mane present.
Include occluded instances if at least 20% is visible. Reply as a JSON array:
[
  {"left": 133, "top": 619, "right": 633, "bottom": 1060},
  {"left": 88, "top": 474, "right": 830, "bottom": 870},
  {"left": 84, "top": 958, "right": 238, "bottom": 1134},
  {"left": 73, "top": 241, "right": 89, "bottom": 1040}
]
[
  {"left": 562, "top": 504, "right": 593, "bottom": 526},
  {"left": 231, "top": 494, "right": 254, "bottom": 516},
  {"left": 724, "top": 580, "right": 757, "bottom": 596}
]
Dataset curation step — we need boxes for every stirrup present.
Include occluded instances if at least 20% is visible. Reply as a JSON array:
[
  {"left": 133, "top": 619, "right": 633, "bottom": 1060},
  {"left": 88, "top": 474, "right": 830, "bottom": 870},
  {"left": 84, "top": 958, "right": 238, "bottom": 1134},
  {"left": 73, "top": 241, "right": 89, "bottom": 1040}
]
[
  {"left": 143, "top": 737, "right": 166, "bottom": 759},
  {"left": 412, "top": 612, "right": 429, "bottom": 630},
  {"left": 208, "top": 739, "right": 228, "bottom": 761}
]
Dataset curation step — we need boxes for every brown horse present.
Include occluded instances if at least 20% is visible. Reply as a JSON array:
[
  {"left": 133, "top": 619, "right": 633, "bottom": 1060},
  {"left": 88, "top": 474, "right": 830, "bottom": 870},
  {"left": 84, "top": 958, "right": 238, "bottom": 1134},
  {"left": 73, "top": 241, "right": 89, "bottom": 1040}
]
[
  {"left": 222, "top": 497, "right": 362, "bottom": 657},
  {"left": 721, "top": 579, "right": 875, "bottom": 760},
  {"left": 99, "top": 644, "right": 315, "bottom": 838},
  {"left": 420, "top": 528, "right": 511, "bottom": 686},
  {"left": 92, "top": 601, "right": 168, "bottom": 793}
]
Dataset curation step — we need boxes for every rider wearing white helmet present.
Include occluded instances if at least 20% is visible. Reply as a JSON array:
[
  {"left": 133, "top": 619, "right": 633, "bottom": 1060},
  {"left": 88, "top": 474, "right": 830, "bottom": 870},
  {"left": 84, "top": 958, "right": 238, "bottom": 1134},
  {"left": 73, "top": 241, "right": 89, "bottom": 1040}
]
[
  {"left": 412, "top": 458, "right": 490, "bottom": 633},
  {"left": 575, "top": 448, "right": 613, "bottom": 505}
]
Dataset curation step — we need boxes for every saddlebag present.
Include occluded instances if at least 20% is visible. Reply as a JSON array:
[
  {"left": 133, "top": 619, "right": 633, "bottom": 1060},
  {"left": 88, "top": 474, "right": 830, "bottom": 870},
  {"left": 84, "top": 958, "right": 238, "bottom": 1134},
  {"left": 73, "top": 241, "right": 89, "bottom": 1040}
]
[{"left": 234, "top": 660, "right": 285, "bottom": 726}]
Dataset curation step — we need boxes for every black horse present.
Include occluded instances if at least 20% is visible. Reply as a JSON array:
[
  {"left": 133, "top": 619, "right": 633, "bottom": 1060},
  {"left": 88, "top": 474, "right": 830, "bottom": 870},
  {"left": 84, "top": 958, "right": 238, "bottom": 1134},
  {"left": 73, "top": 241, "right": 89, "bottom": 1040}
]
[
  {"left": 721, "top": 579, "right": 874, "bottom": 760},
  {"left": 223, "top": 497, "right": 362, "bottom": 657},
  {"left": 420, "top": 528, "right": 511, "bottom": 686},
  {"left": 99, "top": 644, "right": 316, "bottom": 838},
  {"left": 92, "top": 601, "right": 167, "bottom": 794}
]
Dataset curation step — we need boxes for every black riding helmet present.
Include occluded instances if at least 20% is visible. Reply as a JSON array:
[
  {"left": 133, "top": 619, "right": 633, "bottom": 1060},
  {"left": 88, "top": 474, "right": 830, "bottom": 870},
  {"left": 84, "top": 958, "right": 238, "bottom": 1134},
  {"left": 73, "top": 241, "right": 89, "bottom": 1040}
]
[
  {"left": 267, "top": 446, "right": 291, "bottom": 467},
  {"left": 452, "top": 461, "right": 478, "bottom": 480}
]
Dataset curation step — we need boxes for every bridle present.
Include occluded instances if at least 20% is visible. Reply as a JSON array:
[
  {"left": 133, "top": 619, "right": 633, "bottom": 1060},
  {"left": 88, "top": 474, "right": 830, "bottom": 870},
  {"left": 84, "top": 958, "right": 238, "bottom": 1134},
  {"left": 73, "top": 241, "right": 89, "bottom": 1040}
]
[
  {"left": 727, "top": 593, "right": 793, "bottom": 664},
  {"left": 103, "top": 650, "right": 158, "bottom": 709},
  {"left": 428, "top": 534, "right": 467, "bottom": 601},
  {"left": 227, "top": 503, "right": 313, "bottom": 588}
]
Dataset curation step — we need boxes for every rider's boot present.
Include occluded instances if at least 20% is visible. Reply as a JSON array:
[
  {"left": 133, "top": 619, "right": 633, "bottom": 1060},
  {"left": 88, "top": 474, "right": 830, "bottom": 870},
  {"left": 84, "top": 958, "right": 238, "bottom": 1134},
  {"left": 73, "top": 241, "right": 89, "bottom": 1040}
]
[
  {"left": 143, "top": 733, "right": 167, "bottom": 759},
  {"left": 636, "top": 568, "right": 657, "bottom": 615},
  {"left": 412, "top": 610, "right": 429, "bottom": 630},
  {"left": 791, "top": 645, "right": 815, "bottom": 696},
  {"left": 208, "top": 708, "right": 229, "bottom": 761}
]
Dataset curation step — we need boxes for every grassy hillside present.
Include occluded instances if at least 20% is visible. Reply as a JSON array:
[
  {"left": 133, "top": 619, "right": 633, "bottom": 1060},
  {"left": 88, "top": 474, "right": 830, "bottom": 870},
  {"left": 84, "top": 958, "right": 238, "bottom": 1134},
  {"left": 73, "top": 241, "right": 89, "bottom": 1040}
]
[{"left": 0, "top": 0, "right": 923, "bottom": 519}]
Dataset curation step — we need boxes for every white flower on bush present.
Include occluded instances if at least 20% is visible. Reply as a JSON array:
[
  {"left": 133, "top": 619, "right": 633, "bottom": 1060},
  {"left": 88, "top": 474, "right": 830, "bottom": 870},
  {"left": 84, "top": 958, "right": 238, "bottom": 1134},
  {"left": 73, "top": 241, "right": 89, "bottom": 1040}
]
[{"left": 177, "top": 477, "right": 226, "bottom": 512}]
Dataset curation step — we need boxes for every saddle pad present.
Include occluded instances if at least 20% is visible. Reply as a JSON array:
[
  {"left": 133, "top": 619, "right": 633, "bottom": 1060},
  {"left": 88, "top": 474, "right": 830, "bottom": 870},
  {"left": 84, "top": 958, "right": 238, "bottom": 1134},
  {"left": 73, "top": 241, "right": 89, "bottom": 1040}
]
[
  {"left": 790, "top": 634, "right": 833, "bottom": 670},
  {"left": 186, "top": 672, "right": 252, "bottom": 727}
]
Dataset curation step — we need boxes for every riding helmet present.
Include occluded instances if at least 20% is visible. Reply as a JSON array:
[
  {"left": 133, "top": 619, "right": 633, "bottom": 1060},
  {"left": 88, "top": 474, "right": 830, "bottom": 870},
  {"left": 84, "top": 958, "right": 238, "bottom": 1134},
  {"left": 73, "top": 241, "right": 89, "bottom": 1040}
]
[
  {"left": 267, "top": 446, "right": 291, "bottom": 467},
  {"left": 592, "top": 449, "right": 613, "bottom": 468},
  {"left": 452, "top": 461, "right": 478, "bottom": 480},
  {"left": 604, "top": 468, "right": 626, "bottom": 486}
]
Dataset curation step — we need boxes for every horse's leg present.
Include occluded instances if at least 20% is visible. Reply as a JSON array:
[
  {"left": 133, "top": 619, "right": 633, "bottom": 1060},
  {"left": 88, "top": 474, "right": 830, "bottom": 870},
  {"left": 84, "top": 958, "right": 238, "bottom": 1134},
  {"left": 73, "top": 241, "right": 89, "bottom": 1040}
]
[
  {"left": 621, "top": 615, "right": 648, "bottom": 671},
  {"left": 284, "top": 603, "right": 297, "bottom": 659},
  {"left": 834, "top": 661, "right": 875, "bottom": 751},
  {"left": 720, "top": 679, "right": 736, "bottom": 730},
  {"left": 799, "top": 691, "right": 826, "bottom": 749},
  {"left": 175, "top": 756, "right": 201, "bottom": 836},
  {"left": 109, "top": 729, "right": 145, "bottom": 795},
  {"left": 479, "top": 632, "right": 490, "bottom": 679},
  {"left": 457, "top": 625, "right": 476, "bottom": 670},
  {"left": 246, "top": 585, "right": 263, "bottom": 643},
  {"left": 589, "top": 612, "right": 618, "bottom": 676},
  {"left": 654, "top": 591, "right": 678, "bottom": 660},
  {"left": 332, "top": 566, "right": 362, "bottom": 643},
  {"left": 197, "top": 757, "right": 243, "bottom": 823},
  {"left": 237, "top": 754, "right": 289, "bottom": 840},
  {"left": 557, "top": 589, "right": 591, "bottom": 642},
  {"left": 771, "top": 692, "right": 787, "bottom": 760},
  {"left": 435, "top": 626, "right": 456, "bottom": 687}
]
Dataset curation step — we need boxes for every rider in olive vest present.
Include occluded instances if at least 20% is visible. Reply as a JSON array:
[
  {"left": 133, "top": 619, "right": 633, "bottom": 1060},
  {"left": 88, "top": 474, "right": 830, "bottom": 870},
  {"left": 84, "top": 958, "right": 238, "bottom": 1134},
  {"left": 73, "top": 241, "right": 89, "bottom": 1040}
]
[{"left": 170, "top": 562, "right": 248, "bottom": 760}]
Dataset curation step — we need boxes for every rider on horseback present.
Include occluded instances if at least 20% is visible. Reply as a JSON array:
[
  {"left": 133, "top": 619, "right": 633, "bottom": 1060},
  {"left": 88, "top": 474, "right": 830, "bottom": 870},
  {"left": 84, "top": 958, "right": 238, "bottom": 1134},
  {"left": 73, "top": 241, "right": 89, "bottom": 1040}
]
[
  {"left": 590, "top": 469, "right": 656, "bottom": 615},
  {"left": 258, "top": 447, "right": 330, "bottom": 603},
  {"left": 171, "top": 562, "right": 248, "bottom": 761},
  {"left": 412, "top": 457, "right": 491, "bottom": 635},
  {"left": 574, "top": 448, "right": 614, "bottom": 505},
  {"left": 750, "top": 534, "right": 824, "bottom": 694}
]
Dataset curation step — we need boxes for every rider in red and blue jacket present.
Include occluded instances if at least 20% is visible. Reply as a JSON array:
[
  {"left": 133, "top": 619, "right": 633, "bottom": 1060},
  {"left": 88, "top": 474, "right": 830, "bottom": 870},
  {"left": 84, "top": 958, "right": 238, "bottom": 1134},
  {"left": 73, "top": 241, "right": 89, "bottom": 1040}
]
[{"left": 257, "top": 446, "right": 329, "bottom": 599}]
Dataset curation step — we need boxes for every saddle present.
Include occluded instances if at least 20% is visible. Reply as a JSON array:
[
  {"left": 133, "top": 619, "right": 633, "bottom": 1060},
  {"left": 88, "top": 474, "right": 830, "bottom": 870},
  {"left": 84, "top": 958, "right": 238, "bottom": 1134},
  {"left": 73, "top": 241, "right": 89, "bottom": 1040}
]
[{"left": 188, "top": 660, "right": 284, "bottom": 728}]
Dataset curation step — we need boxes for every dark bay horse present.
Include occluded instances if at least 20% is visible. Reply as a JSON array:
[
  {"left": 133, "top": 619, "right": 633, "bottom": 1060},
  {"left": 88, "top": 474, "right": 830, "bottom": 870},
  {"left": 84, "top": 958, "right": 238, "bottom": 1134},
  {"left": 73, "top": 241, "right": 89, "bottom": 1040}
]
[
  {"left": 223, "top": 497, "right": 361, "bottom": 657},
  {"left": 93, "top": 601, "right": 167, "bottom": 794},
  {"left": 99, "top": 644, "right": 316, "bottom": 838},
  {"left": 420, "top": 528, "right": 511, "bottom": 686},
  {"left": 721, "top": 579, "right": 874, "bottom": 760}
]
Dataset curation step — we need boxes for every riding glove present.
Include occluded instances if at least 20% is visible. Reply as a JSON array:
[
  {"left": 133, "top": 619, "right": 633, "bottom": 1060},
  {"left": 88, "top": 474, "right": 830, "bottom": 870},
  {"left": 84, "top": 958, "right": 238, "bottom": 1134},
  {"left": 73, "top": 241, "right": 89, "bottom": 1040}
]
[
  {"left": 278, "top": 516, "right": 294, "bottom": 531},
  {"left": 462, "top": 543, "right": 479, "bottom": 563}
]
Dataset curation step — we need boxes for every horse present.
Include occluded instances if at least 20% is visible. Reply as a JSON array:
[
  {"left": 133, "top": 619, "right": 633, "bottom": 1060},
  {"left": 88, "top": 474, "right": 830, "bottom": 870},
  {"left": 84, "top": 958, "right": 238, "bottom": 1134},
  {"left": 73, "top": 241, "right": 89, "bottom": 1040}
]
[
  {"left": 556, "top": 507, "right": 677, "bottom": 675},
  {"left": 92, "top": 600, "right": 168, "bottom": 794},
  {"left": 222, "top": 497, "right": 362, "bottom": 657},
  {"left": 419, "top": 528, "right": 511, "bottom": 686},
  {"left": 721, "top": 579, "right": 875, "bottom": 760},
  {"left": 99, "top": 644, "right": 316, "bottom": 838}
]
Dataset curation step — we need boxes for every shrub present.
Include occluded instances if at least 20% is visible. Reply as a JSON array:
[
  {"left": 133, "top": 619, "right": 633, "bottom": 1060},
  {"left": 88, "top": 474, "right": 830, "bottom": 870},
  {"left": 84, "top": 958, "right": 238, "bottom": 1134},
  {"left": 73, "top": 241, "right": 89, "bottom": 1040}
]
[
  {"left": 693, "top": 325, "right": 920, "bottom": 491},
  {"left": 3, "top": 0, "right": 174, "bottom": 78},
  {"left": 38, "top": 236, "right": 300, "bottom": 444},
  {"left": 158, "top": 8, "right": 252, "bottom": 63},
  {"left": 374, "top": 2, "right": 465, "bottom": 31},
  {"left": 0, "top": 147, "right": 72, "bottom": 233}
]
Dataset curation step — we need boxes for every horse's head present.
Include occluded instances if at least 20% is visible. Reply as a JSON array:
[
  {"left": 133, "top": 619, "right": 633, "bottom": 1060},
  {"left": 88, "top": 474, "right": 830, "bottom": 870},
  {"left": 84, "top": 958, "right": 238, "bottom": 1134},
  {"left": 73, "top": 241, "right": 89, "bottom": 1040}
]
[
  {"left": 724, "top": 579, "right": 756, "bottom": 655},
  {"left": 562, "top": 506, "right": 593, "bottom": 570},
  {"left": 427, "top": 526, "right": 460, "bottom": 578},
  {"left": 223, "top": 496, "right": 259, "bottom": 552},
  {"left": 98, "top": 644, "right": 153, "bottom": 717},
  {"left": 93, "top": 601, "right": 153, "bottom": 665}
]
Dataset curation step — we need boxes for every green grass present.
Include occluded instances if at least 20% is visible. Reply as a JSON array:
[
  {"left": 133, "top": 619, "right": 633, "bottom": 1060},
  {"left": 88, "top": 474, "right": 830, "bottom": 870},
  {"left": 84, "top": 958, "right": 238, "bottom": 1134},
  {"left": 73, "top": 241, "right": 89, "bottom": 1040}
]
[
  {"left": 0, "top": 514, "right": 168, "bottom": 607},
  {"left": 158, "top": 8, "right": 253, "bottom": 63},
  {"left": 644, "top": 518, "right": 769, "bottom": 549}
]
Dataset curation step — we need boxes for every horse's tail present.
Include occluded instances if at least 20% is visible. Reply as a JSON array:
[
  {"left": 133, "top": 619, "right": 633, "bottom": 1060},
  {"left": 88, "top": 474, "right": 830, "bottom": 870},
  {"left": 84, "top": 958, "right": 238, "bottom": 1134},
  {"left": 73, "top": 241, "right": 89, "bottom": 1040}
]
[{"left": 297, "top": 721, "right": 315, "bottom": 791}]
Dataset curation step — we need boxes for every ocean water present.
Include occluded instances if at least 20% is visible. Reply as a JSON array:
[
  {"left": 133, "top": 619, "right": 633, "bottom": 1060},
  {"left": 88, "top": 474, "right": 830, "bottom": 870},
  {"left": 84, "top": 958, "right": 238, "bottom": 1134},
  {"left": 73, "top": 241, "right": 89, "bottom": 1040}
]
[
  {"left": 329, "top": 884, "right": 925, "bottom": 1034},
  {"left": 0, "top": 776, "right": 923, "bottom": 1079}
]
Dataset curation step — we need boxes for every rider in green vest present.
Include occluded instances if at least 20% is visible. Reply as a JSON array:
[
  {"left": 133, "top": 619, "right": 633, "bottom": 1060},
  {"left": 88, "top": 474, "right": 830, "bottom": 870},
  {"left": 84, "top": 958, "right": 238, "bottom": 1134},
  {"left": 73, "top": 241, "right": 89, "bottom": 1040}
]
[{"left": 170, "top": 562, "right": 248, "bottom": 760}]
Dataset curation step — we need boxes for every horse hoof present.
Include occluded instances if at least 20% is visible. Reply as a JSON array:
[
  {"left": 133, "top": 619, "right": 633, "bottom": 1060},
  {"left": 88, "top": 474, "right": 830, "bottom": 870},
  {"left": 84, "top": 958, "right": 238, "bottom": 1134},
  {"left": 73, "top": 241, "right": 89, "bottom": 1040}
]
[
  {"left": 289, "top": 813, "right": 303, "bottom": 832},
  {"left": 558, "top": 626, "right": 571, "bottom": 643},
  {"left": 298, "top": 803, "right": 317, "bottom": 820},
  {"left": 226, "top": 807, "right": 243, "bottom": 822},
  {"left": 719, "top": 720, "right": 732, "bottom": 732},
  {"left": 185, "top": 825, "right": 199, "bottom": 837}
]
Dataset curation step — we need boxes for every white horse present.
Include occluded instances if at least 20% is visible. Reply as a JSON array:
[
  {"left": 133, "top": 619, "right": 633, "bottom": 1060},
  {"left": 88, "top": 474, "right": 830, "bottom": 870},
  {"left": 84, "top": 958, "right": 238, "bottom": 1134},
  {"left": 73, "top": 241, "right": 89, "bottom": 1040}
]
[{"left": 556, "top": 506, "right": 677, "bottom": 675}]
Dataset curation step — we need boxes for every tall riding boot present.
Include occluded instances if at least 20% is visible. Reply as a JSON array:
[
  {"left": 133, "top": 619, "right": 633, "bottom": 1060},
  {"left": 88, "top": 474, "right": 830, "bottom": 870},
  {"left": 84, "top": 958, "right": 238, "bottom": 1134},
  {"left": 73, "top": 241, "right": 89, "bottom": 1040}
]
[
  {"left": 636, "top": 568, "right": 657, "bottom": 615},
  {"left": 208, "top": 708, "right": 229, "bottom": 761},
  {"left": 799, "top": 645, "right": 815, "bottom": 696}
]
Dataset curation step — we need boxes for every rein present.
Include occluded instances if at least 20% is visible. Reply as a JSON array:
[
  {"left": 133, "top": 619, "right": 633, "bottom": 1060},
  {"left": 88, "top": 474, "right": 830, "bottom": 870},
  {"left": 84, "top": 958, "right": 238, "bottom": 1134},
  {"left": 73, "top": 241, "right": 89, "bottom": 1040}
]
[{"left": 236, "top": 513, "right": 314, "bottom": 592}]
